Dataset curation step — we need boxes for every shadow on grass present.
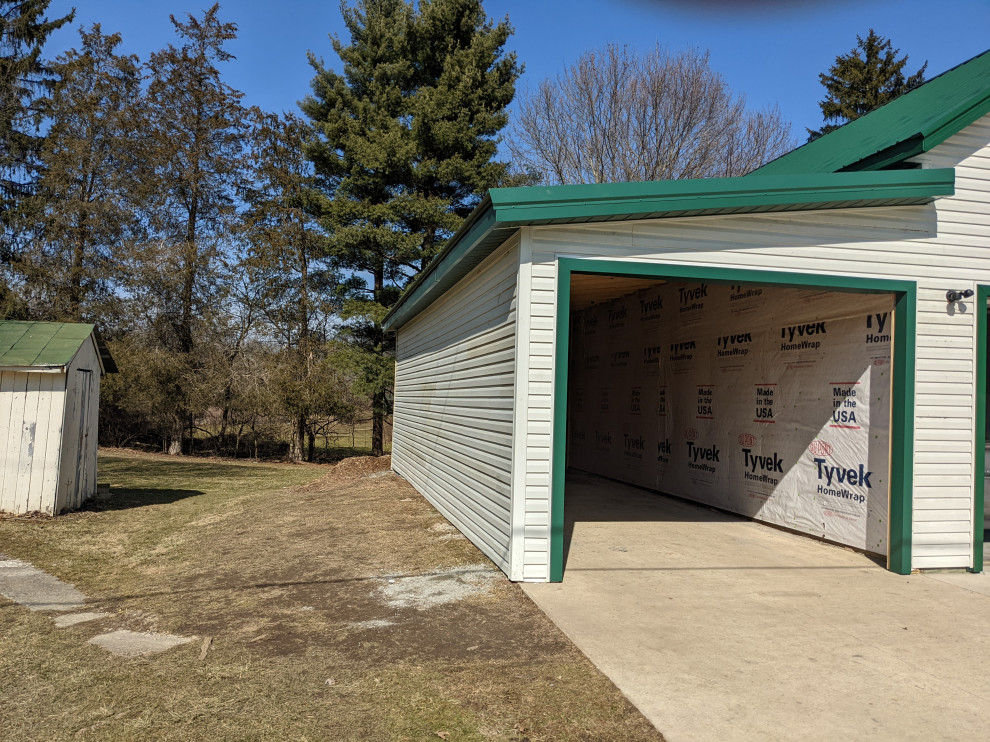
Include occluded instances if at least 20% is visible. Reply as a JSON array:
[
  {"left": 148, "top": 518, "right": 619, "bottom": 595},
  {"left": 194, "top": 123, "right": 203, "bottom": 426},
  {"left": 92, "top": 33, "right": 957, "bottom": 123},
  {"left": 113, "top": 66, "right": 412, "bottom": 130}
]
[
  {"left": 82, "top": 488, "right": 204, "bottom": 512},
  {"left": 101, "top": 459, "right": 282, "bottom": 480}
]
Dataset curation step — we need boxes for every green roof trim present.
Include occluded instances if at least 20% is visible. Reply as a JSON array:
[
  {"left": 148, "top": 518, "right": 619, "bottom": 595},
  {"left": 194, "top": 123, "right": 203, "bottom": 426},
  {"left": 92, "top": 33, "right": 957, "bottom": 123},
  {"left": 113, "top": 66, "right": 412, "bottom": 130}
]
[
  {"left": 752, "top": 48, "right": 990, "bottom": 175},
  {"left": 0, "top": 321, "right": 117, "bottom": 373},
  {"left": 382, "top": 168, "right": 954, "bottom": 331}
]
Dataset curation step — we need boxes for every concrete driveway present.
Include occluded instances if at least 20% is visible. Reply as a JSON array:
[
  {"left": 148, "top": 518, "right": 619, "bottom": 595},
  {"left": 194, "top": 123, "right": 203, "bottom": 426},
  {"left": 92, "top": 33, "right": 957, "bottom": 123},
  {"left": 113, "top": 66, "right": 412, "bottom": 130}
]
[{"left": 522, "top": 472, "right": 990, "bottom": 742}]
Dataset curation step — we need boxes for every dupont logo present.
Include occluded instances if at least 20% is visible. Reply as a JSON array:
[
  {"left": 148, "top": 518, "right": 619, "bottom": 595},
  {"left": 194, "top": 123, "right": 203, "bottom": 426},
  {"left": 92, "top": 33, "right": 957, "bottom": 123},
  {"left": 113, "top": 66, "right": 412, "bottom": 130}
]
[
  {"left": 809, "top": 439, "right": 832, "bottom": 456},
  {"left": 738, "top": 433, "right": 756, "bottom": 447},
  {"left": 684, "top": 427, "right": 698, "bottom": 441}
]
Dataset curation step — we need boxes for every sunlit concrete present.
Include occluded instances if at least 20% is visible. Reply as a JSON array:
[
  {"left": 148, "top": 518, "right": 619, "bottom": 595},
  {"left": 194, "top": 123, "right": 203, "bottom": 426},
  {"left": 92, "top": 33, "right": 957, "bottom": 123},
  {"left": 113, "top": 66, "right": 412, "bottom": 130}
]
[{"left": 523, "top": 472, "right": 990, "bottom": 742}]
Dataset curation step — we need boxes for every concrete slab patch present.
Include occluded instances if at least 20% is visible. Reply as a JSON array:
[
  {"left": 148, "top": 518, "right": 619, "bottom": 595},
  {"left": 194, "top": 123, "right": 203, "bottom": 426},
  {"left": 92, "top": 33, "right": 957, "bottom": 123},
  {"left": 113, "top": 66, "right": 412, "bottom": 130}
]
[
  {"left": 88, "top": 629, "right": 193, "bottom": 657},
  {"left": 427, "top": 522, "right": 459, "bottom": 533},
  {"left": 379, "top": 564, "right": 497, "bottom": 610},
  {"left": 54, "top": 611, "right": 109, "bottom": 628},
  {"left": 0, "top": 555, "right": 85, "bottom": 611}
]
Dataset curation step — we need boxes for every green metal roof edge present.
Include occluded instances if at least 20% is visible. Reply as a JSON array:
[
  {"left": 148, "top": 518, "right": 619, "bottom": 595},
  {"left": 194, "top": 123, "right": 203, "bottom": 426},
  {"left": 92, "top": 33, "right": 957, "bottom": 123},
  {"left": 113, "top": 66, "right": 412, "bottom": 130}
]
[
  {"left": 382, "top": 168, "right": 954, "bottom": 332},
  {"left": 753, "top": 48, "right": 990, "bottom": 175},
  {"left": 488, "top": 169, "right": 953, "bottom": 222}
]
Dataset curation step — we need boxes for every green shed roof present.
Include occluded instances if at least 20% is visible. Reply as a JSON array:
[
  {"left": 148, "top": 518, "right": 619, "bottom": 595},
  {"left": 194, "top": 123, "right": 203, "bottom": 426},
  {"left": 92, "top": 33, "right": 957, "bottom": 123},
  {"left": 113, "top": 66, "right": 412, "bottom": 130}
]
[
  {"left": 752, "top": 48, "right": 990, "bottom": 175},
  {"left": 0, "top": 321, "right": 117, "bottom": 373}
]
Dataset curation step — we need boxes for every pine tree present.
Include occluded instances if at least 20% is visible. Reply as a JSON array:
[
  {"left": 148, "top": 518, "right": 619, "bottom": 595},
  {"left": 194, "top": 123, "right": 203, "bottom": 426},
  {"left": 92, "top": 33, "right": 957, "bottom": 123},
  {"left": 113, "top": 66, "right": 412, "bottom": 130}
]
[
  {"left": 0, "top": 0, "right": 74, "bottom": 314},
  {"left": 243, "top": 111, "right": 351, "bottom": 462},
  {"left": 302, "top": 0, "right": 520, "bottom": 455},
  {"left": 20, "top": 24, "right": 141, "bottom": 324},
  {"left": 132, "top": 2, "right": 248, "bottom": 454},
  {"left": 808, "top": 29, "right": 926, "bottom": 141}
]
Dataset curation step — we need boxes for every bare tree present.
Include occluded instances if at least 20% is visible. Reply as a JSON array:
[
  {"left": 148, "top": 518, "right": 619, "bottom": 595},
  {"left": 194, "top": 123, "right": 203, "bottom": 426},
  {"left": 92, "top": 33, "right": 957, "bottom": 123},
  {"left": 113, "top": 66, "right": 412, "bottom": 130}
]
[{"left": 508, "top": 44, "right": 794, "bottom": 184}]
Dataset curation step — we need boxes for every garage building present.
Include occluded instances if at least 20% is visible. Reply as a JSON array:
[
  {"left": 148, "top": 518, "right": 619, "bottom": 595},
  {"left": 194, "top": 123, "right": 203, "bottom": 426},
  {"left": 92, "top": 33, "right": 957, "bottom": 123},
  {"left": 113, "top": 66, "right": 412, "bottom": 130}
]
[{"left": 384, "top": 50, "right": 990, "bottom": 582}]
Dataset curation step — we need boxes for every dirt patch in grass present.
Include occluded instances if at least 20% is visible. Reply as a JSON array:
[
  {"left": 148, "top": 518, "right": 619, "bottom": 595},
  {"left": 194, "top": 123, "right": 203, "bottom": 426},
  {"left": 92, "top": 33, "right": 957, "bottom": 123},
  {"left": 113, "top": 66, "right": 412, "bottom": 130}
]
[{"left": 0, "top": 450, "right": 663, "bottom": 741}]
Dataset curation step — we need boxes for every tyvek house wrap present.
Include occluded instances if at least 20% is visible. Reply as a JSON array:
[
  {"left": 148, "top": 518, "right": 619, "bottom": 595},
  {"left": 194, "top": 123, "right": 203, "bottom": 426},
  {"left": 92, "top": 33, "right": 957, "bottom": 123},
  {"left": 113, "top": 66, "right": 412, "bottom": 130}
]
[{"left": 568, "top": 282, "right": 894, "bottom": 555}]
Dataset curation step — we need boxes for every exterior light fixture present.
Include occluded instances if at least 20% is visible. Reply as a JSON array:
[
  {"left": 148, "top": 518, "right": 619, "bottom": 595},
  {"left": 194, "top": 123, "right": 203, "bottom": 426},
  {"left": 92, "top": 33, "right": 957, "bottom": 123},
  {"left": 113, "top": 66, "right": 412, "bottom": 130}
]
[{"left": 946, "top": 289, "right": 975, "bottom": 302}]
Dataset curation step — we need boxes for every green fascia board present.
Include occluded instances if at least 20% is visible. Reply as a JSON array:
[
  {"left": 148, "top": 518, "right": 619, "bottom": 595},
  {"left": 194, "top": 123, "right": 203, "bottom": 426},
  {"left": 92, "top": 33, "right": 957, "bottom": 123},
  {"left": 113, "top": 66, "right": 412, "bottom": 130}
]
[
  {"left": 383, "top": 169, "right": 953, "bottom": 332},
  {"left": 383, "top": 200, "right": 519, "bottom": 332},
  {"left": 753, "top": 48, "right": 990, "bottom": 175},
  {"left": 0, "top": 321, "right": 100, "bottom": 370},
  {"left": 489, "top": 169, "right": 953, "bottom": 223},
  {"left": 550, "top": 257, "right": 917, "bottom": 581}
]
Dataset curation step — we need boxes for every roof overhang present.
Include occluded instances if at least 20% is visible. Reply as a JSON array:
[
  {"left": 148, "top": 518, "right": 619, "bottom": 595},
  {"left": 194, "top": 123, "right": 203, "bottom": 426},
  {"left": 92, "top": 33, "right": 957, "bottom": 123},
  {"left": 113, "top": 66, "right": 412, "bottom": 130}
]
[{"left": 383, "top": 168, "right": 955, "bottom": 332}]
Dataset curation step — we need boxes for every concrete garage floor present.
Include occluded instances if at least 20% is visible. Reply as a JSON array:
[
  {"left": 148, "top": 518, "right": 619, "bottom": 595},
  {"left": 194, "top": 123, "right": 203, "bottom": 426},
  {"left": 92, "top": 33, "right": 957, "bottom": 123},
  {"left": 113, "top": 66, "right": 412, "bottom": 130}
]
[{"left": 522, "top": 472, "right": 990, "bottom": 742}]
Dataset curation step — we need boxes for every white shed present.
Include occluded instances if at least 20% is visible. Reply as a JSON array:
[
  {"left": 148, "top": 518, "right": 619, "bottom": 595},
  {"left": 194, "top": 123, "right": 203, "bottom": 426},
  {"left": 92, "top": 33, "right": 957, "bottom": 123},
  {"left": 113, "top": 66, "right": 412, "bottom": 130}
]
[
  {"left": 0, "top": 321, "right": 116, "bottom": 515},
  {"left": 384, "top": 49, "right": 990, "bottom": 582}
]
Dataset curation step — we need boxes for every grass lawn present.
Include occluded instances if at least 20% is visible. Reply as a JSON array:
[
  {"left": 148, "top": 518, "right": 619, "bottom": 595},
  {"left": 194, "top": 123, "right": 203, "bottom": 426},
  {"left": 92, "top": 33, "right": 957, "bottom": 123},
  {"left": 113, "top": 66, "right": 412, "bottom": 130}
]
[{"left": 0, "top": 450, "right": 663, "bottom": 741}]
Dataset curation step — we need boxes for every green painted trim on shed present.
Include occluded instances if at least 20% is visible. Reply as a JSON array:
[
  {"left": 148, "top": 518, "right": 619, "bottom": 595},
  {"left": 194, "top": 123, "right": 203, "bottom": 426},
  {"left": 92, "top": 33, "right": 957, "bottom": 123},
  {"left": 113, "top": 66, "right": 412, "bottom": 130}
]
[
  {"left": 974, "top": 285, "right": 989, "bottom": 572},
  {"left": 550, "top": 258, "right": 917, "bottom": 582},
  {"left": 383, "top": 169, "right": 953, "bottom": 332},
  {"left": 753, "top": 48, "right": 990, "bottom": 176}
]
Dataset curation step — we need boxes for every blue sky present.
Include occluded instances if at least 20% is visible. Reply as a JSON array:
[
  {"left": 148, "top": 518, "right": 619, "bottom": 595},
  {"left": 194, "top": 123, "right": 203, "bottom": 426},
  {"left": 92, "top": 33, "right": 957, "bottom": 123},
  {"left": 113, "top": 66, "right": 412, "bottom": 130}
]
[{"left": 44, "top": 0, "right": 990, "bottom": 142}]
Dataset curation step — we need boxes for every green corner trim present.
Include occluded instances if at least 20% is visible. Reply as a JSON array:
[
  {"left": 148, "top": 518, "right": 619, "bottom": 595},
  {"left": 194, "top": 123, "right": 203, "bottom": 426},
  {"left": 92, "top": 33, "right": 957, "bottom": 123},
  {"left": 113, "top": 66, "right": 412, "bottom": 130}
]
[
  {"left": 888, "top": 289, "right": 916, "bottom": 575},
  {"left": 550, "top": 258, "right": 917, "bottom": 582},
  {"left": 973, "top": 286, "right": 989, "bottom": 572}
]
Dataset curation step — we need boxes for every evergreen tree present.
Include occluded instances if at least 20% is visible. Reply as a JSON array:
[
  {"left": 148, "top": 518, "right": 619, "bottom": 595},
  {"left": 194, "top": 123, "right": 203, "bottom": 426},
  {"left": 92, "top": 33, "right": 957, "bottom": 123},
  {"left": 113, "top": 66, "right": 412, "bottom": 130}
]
[
  {"left": 0, "top": 0, "right": 74, "bottom": 314},
  {"left": 302, "top": 0, "right": 520, "bottom": 455},
  {"left": 243, "top": 111, "right": 352, "bottom": 462},
  {"left": 20, "top": 24, "right": 140, "bottom": 324},
  {"left": 808, "top": 29, "right": 927, "bottom": 141},
  {"left": 131, "top": 2, "right": 248, "bottom": 454}
]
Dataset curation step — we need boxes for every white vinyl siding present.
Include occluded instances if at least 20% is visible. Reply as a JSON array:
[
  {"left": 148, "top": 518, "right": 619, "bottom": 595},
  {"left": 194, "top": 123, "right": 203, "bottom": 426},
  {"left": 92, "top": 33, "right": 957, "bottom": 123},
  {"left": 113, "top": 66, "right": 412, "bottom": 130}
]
[
  {"left": 392, "top": 237, "right": 520, "bottom": 573},
  {"left": 512, "top": 114, "right": 990, "bottom": 579}
]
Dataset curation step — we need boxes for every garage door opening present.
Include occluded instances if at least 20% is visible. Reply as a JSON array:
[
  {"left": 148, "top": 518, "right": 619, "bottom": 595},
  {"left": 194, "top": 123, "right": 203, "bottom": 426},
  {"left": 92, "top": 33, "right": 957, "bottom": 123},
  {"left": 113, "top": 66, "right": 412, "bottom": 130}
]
[{"left": 551, "top": 264, "right": 916, "bottom": 581}]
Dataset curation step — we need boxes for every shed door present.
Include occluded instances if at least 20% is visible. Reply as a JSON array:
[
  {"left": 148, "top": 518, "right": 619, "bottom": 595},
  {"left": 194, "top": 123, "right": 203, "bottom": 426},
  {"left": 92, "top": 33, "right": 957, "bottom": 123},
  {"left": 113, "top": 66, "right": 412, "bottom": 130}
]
[{"left": 74, "top": 370, "right": 93, "bottom": 502}]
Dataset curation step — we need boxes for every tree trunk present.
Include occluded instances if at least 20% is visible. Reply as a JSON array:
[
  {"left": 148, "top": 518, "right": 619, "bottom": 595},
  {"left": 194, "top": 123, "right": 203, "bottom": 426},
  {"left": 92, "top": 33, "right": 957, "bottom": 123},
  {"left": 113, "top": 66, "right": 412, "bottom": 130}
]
[
  {"left": 372, "top": 390, "right": 385, "bottom": 457},
  {"left": 307, "top": 428, "right": 315, "bottom": 463},
  {"left": 372, "top": 258, "right": 386, "bottom": 457},
  {"left": 167, "top": 416, "right": 184, "bottom": 455},
  {"left": 68, "top": 210, "right": 87, "bottom": 321},
  {"left": 288, "top": 412, "right": 305, "bottom": 463}
]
